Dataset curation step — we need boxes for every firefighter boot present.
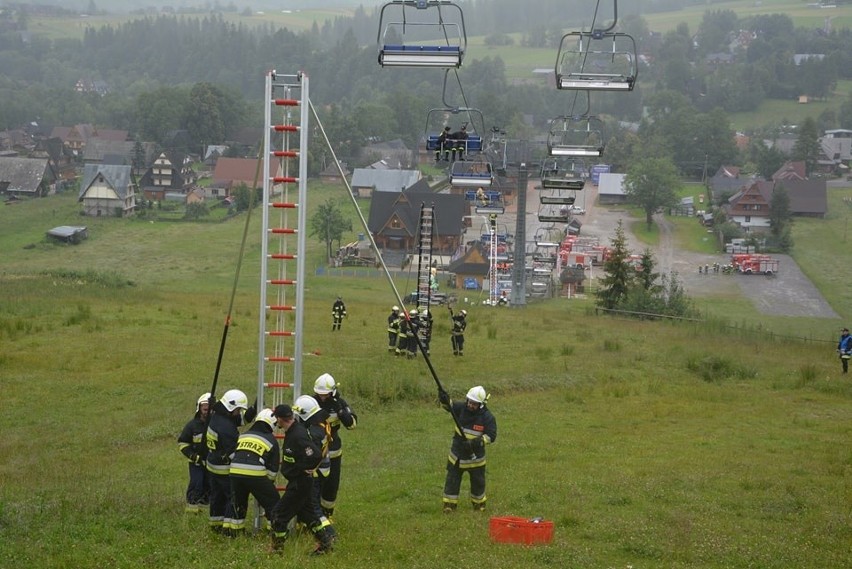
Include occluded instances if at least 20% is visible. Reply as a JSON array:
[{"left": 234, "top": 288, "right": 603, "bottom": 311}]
[
  {"left": 311, "top": 527, "right": 335, "bottom": 556},
  {"left": 269, "top": 530, "right": 289, "bottom": 553},
  {"left": 442, "top": 501, "right": 457, "bottom": 514}
]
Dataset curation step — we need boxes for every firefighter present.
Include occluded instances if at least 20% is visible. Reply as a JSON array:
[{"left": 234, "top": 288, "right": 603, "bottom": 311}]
[
  {"left": 313, "top": 373, "right": 358, "bottom": 518},
  {"left": 838, "top": 327, "right": 851, "bottom": 374},
  {"left": 206, "top": 388, "right": 248, "bottom": 535},
  {"left": 435, "top": 125, "right": 451, "bottom": 162},
  {"left": 450, "top": 308, "right": 467, "bottom": 356},
  {"left": 227, "top": 409, "right": 280, "bottom": 535},
  {"left": 396, "top": 312, "right": 410, "bottom": 356},
  {"left": 331, "top": 297, "right": 347, "bottom": 331},
  {"left": 177, "top": 392, "right": 211, "bottom": 513},
  {"left": 269, "top": 404, "right": 332, "bottom": 555},
  {"left": 437, "top": 386, "right": 497, "bottom": 512},
  {"left": 407, "top": 308, "right": 420, "bottom": 359},
  {"left": 449, "top": 124, "right": 468, "bottom": 162},
  {"left": 296, "top": 395, "right": 337, "bottom": 554},
  {"left": 387, "top": 306, "right": 401, "bottom": 352}
]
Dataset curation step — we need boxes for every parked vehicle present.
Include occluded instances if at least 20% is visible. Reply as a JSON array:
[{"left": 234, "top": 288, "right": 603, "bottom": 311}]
[{"left": 731, "top": 254, "right": 779, "bottom": 276}]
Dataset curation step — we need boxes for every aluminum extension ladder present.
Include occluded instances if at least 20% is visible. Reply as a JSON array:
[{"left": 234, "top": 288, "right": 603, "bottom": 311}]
[{"left": 257, "top": 70, "right": 309, "bottom": 426}]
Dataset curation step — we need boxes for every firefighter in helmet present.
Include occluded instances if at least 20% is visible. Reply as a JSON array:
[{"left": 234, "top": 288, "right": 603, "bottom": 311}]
[
  {"left": 228, "top": 409, "right": 280, "bottom": 535},
  {"left": 450, "top": 308, "right": 467, "bottom": 356},
  {"left": 331, "top": 297, "right": 347, "bottom": 331},
  {"left": 437, "top": 385, "right": 497, "bottom": 512},
  {"left": 177, "top": 392, "right": 211, "bottom": 512},
  {"left": 313, "top": 373, "right": 358, "bottom": 518},
  {"left": 387, "top": 306, "right": 401, "bottom": 352},
  {"left": 407, "top": 308, "right": 420, "bottom": 359},
  {"left": 206, "top": 388, "right": 248, "bottom": 534}
]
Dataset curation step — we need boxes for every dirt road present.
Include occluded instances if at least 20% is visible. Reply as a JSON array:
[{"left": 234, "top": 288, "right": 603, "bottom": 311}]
[{"left": 528, "top": 180, "right": 839, "bottom": 318}]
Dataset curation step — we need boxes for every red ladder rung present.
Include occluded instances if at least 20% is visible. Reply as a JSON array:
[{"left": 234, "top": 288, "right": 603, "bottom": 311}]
[
  {"left": 272, "top": 176, "right": 298, "bottom": 184},
  {"left": 273, "top": 125, "right": 299, "bottom": 132},
  {"left": 273, "top": 99, "right": 299, "bottom": 106},
  {"left": 270, "top": 228, "right": 297, "bottom": 235},
  {"left": 268, "top": 279, "right": 296, "bottom": 285},
  {"left": 269, "top": 253, "right": 296, "bottom": 260},
  {"left": 267, "top": 330, "right": 294, "bottom": 337},
  {"left": 271, "top": 150, "right": 298, "bottom": 158},
  {"left": 264, "top": 382, "right": 293, "bottom": 388},
  {"left": 271, "top": 202, "right": 297, "bottom": 208},
  {"left": 266, "top": 356, "right": 294, "bottom": 362},
  {"left": 268, "top": 305, "right": 296, "bottom": 311}
]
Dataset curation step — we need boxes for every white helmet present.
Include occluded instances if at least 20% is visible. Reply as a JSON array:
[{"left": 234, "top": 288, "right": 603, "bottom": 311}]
[
  {"left": 221, "top": 389, "right": 249, "bottom": 412},
  {"left": 294, "top": 395, "right": 321, "bottom": 421},
  {"left": 392, "top": 305, "right": 399, "bottom": 312},
  {"left": 466, "top": 385, "right": 488, "bottom": 405},
  {"left": 421, "top": 309, "right": 429, "bottom": 317},
  {"left": 409, "top": 308, "right": 418, "bottom": 316},
  {"left": 196, "top": 392, "right": 211, "bottom": 412},
  {"left": 313, "top": 373, "right": 336, "bottom": 395},
  {"left": 254, "top": 408, "right": 276, "bottom": 429},
  {"left": 460, "top": 310, "right": 467, "bottom": 317}
]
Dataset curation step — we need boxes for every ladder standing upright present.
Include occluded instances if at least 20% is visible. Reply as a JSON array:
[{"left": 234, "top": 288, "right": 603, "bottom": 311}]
[
  {"left": 415, "top": 203, "right": 435, "bottom": 315},
  {"left": 487, "top": 218, "right": 498, "bottom": 305},
  {"left": 257, "top": 71, "right": 309, "bottom": 414}
]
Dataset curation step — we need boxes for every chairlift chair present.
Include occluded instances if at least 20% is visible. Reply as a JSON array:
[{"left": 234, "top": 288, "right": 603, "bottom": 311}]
[
  {"left": 555, "top": 30, "right": 638, "bottom": 91},
  {"left": 450, "top": 155, "right": 493, "bottom": 187},
  {"left": 378, "top": 1, "right": 467, "bottom": 68},
  {"left": 540, "top": 157, "right": 587, "bottom": 191},
  {"left": 424, "top": 105, "right": 485, "bottom": 162},
  {"left": 547, "top": 115, "right": 605, "bottom": 158}
]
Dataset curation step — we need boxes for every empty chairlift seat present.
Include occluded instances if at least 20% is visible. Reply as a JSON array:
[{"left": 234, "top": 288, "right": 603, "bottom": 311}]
[
  {"left": 377, "top": 1, "right": 467, "bottom": 68},
  {"left": 556, "top": 31, "right": 638, "bottom": 91},
  {"left": 547, "top": 115, "right": 605, "bottom": 158},
  {"left": 450, "top": 157, "right": 493, "bottom": 187}
]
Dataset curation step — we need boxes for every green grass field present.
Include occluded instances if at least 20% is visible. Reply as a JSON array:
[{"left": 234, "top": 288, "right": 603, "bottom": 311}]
[{"left": 1, "top": 179, "right": 851, "bottom": 567}]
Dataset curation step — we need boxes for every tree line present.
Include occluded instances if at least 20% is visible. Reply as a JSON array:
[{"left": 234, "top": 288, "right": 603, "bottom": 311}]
[{"left": 0, "top": 7, "right": 850, "bottom": 175}]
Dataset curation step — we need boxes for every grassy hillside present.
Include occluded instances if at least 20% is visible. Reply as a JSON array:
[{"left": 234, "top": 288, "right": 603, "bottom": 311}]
[{"left": 1, "top": 183, "right": 851, "bottom": 567}]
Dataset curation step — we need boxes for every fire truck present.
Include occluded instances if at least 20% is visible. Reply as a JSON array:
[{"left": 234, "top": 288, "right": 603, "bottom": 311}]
[{"left": 731, "top": 254, "right": 779, "bottom": 276}]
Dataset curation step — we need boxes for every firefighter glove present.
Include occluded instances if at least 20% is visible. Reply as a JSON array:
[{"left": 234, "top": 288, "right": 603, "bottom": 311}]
[{"left": 190, "top": 453, "right": 202, "bottom": 465}]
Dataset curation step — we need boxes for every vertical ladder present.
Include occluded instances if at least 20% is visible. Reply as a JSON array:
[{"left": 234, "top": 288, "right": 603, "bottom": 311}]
[
  {"left": 488, "top": 216, "right": 498, "bottom": 305},
  {"left": 257, "top": 70, "right": 309, "bottom": 417},
  {"left": 415, "top": 203, "right": 435, "bottom": 315}
]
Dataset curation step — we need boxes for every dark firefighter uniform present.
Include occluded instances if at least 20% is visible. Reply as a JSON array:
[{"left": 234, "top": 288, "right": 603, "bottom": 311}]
[
  {"left": 396, "top": 315, "right": 411, "bottom": 356},
  {"left": 450, "top": 310, "right": 467, "bottom": 356},
  {"left": 435, "top": 126, "right": 451, "bottom": 162},
  {"left": 407, "top": 310, "right": 420, "bottom": 359},
  {"left": 316, "top": 395, "right": 357, "bottom": 517},
  {"left": 205, "top": 402, "right": 241, "bottom": 532},
  {"left": 304, "top": 411, "right": 337, "bottom": 548},
  {"left": 177, "top": 406, "right": 209, "bottom": 511},
  {"left": 438, "top": 391, "right": 497, "bottom": 511},
  {"left": 332, "top": 298, "right": 347, "bottom": 331},
  {"left": 387, "top": 308, "right": 401, "bottom": 352},
  {"left": 227, "top": 416, "right": 280, "bottom": 534},
  {"left": 270, "top": 411, "right": 334, "bottom": 554}
]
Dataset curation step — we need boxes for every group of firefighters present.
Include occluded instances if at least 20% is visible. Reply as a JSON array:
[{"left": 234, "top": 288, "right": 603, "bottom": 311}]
[
  {"left": 178, "top": 374, "right": 358, "bottom": 555},
  {"left": 178, "top": 375, "right": 496, "bottom": 555},
  {"left": 434, "top": 124, "right": 470, "bottom": 162},
  {"left": 386, "top": 304, "right": 467, "bottom": 357}
]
